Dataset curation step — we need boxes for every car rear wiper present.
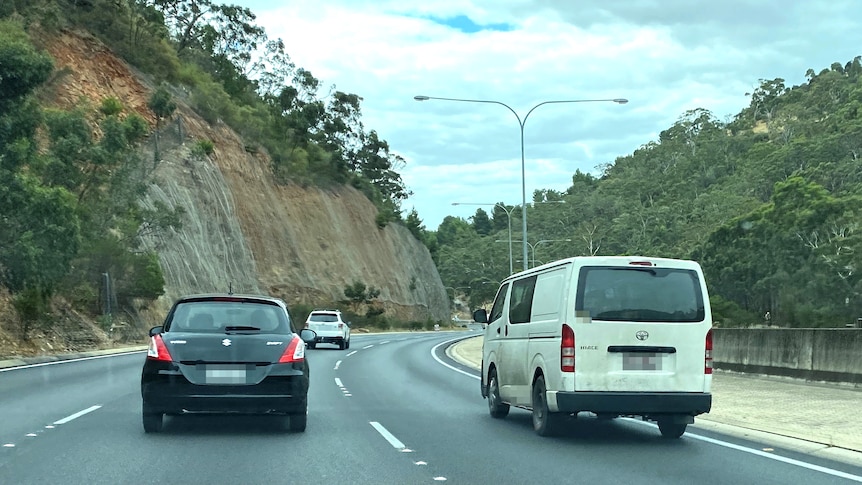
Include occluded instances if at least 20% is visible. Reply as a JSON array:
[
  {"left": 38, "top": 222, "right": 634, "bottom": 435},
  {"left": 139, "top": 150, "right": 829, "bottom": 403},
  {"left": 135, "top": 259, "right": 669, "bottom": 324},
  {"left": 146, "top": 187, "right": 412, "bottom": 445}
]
[{"left": 224, "top": 325, "right": 261, "bottom": 332}]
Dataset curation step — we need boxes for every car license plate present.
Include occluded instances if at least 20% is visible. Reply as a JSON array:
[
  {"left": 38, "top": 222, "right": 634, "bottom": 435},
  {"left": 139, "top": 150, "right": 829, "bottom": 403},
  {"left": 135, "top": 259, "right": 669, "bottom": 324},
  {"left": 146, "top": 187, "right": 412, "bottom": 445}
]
[
  {"left": 622, "top": 352, "right": 661, "bottom": 371},
  {"left": 205, "top": 365, "right": 247, "bottom": 384}
]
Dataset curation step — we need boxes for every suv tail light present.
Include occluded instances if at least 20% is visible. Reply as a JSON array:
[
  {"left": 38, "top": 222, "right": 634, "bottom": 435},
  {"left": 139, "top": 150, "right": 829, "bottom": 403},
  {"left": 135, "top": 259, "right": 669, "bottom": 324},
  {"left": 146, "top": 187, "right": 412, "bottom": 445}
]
[
  {"left": 278, "top": 337, "right": 305, "bottom": 363},
  {"left": 147, "top": 334, "right": 173, "bottom": 362},
  {"left": 338, "top": 323, "right": 344, "bottom": 329},
  {"left": 705, "top": 329, "right": 713, "bottom": 374},
  {"left": 561, "top": 324, "right": 575, "bottom": 372}
]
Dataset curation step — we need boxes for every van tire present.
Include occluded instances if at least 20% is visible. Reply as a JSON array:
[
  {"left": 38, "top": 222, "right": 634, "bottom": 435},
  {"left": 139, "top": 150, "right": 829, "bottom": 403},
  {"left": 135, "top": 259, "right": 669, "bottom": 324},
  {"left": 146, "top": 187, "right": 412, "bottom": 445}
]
[
  {"left": 532, "top": 375, "right": 561, "bottom": 436},
  {"left": 658, "top": 420, "right": 687, "bottom": 439},
  {"left": 487, "top": 369, "right": 509, "bottom": 419}
]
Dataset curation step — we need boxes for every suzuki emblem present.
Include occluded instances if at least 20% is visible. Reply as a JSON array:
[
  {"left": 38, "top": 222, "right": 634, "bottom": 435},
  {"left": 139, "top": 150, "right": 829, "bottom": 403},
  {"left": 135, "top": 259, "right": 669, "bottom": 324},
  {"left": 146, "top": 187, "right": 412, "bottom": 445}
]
[
  {"left": 222, "top": 338, "right": 232, "bottom": 347},
  {"left": 635, "top": 330, "right": 649, "bottom": 341}
]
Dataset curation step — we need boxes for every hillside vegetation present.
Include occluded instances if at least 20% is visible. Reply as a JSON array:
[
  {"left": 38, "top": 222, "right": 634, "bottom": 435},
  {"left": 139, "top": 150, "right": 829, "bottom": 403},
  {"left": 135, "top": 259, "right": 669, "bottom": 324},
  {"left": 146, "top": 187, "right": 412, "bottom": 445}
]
[
  {"left": 435, "top": 60, "right": 862, "bottom": 328},
  {"left": 0, "top": 0, "right": 448, "bottom": 356}
]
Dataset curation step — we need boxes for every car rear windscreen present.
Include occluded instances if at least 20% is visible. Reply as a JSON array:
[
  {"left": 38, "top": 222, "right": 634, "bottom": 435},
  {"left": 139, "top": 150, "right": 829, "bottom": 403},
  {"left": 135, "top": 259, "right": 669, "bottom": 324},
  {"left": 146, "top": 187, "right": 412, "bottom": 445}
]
[
  {"left": 308, "top": 314, "right": 339, "bottom": 323},
  {"left": 575, "top": 266, "right": 705, "bottom": 322},
  {"left": 167, "top": 301, "right": 289, "bottom": 333}
]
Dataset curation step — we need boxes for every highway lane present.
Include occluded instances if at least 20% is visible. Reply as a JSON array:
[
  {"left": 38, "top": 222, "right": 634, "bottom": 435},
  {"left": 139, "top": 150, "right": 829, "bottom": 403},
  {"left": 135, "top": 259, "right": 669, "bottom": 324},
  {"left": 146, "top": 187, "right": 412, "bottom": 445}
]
[{"left": 0, "top": 331, "right": 860, "bottom": 484}]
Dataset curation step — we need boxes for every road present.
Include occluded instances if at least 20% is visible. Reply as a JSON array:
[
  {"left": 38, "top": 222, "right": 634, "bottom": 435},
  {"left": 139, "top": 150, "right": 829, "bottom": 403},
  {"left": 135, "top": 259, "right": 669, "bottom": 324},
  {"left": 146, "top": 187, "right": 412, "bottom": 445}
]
[{"left": 1, "top": 332, "right": 861, "bottom": 484}]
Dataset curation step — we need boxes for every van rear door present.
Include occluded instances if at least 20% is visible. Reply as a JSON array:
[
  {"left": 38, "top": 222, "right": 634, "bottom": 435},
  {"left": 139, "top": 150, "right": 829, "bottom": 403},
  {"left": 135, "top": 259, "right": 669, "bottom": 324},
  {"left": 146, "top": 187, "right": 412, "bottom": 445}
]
[{"left": 570, "top": 260, "right": 710, "bottom": 393}]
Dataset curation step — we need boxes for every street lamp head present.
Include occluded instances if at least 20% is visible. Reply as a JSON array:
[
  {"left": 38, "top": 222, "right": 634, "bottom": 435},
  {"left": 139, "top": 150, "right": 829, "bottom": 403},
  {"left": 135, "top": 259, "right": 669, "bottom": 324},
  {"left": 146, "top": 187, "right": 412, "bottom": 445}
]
[
  {"left": 613, "top": 98, "right": 629, "bottom": 104},
  {"left": 414, "top": 95, "right": 430, "bottom": 101}
]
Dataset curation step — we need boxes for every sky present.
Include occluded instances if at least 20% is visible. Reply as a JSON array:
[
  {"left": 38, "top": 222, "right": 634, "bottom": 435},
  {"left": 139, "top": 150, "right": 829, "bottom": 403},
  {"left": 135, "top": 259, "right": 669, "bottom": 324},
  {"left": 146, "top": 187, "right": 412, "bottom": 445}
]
[{"left": 235, "top": 0, "right": 862, "bottom": 230}]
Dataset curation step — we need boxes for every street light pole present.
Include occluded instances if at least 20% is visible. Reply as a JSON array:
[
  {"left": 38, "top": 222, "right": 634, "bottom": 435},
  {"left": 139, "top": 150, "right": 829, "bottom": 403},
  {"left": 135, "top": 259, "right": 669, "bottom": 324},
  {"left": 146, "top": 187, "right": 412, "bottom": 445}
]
[
  {"left": 415, "top": 95, "right": 627, "bottom": 271},
  {"left": 500, "top": 239, "right": 572, "bottom": 267},
  {"left": 452, "top": 202, "right": 514, "bottom": 275}
]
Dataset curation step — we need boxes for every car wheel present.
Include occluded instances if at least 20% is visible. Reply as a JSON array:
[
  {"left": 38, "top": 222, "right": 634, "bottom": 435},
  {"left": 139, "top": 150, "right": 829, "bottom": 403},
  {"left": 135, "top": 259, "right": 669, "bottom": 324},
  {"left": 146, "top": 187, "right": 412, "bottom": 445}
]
[
  {"left": 142, "top": 403, "right": 163, "bottom": 433},
  {"left": 531, "top": 375, "right": 561, "bottom": 436},
  {"left": 338, "top": 339, "right": 345, "bottom": 350},
  {"left": 288, "top": 412, "right": 307, "bottom": 432},
  {"left": 345, "top": 338, "right": 350, "bottom": 349},
  {"left": 487, "top": 369, "right": 509, "bottom": 419},
  {"left": 658, "top": 420, "right": 687, "bottom": 439}
]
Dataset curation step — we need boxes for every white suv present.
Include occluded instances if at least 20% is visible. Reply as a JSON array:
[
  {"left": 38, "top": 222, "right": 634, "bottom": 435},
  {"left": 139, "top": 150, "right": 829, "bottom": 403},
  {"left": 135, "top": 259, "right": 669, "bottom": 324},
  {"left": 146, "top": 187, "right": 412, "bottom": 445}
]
[{"left": 305, "top": 309, "right": 351, "bottom": 350}]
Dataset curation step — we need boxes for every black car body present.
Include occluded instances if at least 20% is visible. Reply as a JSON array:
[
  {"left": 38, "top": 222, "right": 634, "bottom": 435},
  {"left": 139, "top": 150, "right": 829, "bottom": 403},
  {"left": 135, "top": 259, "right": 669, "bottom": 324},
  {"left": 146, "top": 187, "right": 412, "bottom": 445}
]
[{"left": 140, "top": 294, "right": 316, "bottom": 433}]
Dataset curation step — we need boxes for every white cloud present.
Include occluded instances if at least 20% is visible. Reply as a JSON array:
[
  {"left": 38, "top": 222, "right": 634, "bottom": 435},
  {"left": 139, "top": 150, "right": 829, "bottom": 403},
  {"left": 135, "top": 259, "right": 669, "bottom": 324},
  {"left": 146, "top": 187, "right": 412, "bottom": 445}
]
[{"left": 237, "top": 0, "right": 862, "bottom": 228}]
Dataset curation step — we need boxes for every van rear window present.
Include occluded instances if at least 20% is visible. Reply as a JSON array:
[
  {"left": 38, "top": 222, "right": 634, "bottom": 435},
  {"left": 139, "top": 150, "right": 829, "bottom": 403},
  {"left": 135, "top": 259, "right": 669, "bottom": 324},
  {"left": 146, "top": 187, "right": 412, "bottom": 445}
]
[{"left": 575, "top": 266, "right": 705, "bottom": 322}]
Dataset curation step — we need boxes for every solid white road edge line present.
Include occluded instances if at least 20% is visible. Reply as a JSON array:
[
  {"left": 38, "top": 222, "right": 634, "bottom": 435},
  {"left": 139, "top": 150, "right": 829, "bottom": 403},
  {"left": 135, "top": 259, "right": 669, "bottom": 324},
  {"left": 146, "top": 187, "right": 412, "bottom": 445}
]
[
  {"left": 433, "top": 336, "right": 861, "bottom": 481},
  {"left": 431, "top": 336, "right": 480, "bottom": 380},
  {"left": 53, "top": 405, "right": 102, "bottom": 425},
  {"left": 625, "top": 419, "right": 862, "bottom": 482},
  {"left": 370, "top": 421, "right": 406, "bottom": 449},
  {"left": 0, "top": 351, "right": 144, "bottom": 372}
]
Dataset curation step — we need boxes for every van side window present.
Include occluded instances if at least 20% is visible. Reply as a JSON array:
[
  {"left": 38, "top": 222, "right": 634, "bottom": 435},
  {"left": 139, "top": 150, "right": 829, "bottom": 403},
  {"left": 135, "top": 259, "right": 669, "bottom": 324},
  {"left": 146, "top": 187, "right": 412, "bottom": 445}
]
[
  {"left": 488, "top": 283, "right": 510, "bottom": 323},
  {"left": 508, "top": 275, "right": 537, "bottom": 324}
]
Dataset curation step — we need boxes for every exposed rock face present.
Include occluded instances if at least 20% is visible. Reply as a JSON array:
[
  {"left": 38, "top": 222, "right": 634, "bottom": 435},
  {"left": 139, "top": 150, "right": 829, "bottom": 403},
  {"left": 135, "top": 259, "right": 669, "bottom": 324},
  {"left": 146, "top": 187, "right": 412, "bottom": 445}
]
[{"left": 44, "top": 30, "right": 450, "bottom": 323}]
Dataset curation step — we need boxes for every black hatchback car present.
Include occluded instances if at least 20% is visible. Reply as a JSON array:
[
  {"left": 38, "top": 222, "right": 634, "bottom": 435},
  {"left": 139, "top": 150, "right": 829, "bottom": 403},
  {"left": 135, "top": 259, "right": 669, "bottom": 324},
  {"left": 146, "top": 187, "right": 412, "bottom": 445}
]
[{"left": 140, "top": 294, "right": 316, "bottom": 433}]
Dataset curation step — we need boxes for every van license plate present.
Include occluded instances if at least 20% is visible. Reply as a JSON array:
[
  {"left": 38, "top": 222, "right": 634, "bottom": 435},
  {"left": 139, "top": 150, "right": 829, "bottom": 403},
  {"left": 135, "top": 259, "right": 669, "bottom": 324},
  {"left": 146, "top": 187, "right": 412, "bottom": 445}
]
[{"left": 623, "top": 353, "right": 661, "bottom": 371}]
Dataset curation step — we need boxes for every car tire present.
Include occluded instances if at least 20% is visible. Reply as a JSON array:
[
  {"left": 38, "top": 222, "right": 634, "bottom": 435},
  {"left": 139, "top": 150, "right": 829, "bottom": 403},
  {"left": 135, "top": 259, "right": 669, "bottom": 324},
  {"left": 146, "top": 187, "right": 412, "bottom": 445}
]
[
  {"left": 487, "top": 369, "right": 509, "bottom": 419},
  {"left": 142, "top": 403, "right": 163, "bottom": 433},
  {"left": 658, "top": 420, "right": 687, "bottom": 439},
  {"left": 345, "top": 338, "right": 350, "bottom": 349},
  {"left": 531, "top": 375, "right": 562, "bottom": 436},
  {"left": 338, "top": 339, "right": 345, "bottom": 350},
  {"left": 288, "top": 412, "right": 307, "bottom": 432}
]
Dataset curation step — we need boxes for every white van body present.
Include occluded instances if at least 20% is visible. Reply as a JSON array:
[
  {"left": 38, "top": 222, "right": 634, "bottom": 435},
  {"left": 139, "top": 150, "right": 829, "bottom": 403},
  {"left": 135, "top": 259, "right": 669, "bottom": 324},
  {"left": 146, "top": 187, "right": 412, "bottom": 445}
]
[{"left": 476, "top": 256, "right": 713, "bottom": 438}]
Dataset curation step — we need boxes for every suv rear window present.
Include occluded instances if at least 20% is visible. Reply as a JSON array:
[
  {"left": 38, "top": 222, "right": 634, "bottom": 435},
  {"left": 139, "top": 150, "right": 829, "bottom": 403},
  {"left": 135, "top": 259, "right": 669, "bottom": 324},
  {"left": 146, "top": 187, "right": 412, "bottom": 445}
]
[
  {"left": 308, "top": 313, "right": 340, "bottom": 323},
  {"left": 167, "top": 300, "right": 290, "bottom": 333},
  {"left": 575, "top": 266, "right": 705, "bottom": 322}
]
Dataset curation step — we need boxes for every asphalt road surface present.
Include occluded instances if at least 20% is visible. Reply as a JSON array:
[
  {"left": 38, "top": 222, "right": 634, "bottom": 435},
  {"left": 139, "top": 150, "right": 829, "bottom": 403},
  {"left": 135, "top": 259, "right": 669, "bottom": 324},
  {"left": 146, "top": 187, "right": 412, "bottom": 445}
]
[{"left": 1, "top": 332, "right": 861, "bottom": 484}]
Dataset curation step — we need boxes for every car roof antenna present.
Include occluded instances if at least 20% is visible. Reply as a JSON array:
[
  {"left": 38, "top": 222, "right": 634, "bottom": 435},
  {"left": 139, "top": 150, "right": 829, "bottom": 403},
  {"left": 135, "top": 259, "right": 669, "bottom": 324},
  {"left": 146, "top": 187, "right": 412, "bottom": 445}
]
[{"left": 228, "top": 282, "right": 234, "bottom": 295}]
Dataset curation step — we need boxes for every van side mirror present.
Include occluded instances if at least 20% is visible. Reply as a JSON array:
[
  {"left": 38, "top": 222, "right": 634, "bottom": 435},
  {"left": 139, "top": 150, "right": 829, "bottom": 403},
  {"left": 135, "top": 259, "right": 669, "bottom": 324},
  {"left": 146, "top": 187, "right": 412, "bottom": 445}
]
[{"left": 472, "top": 309, "right": 488, "bottom": 324}]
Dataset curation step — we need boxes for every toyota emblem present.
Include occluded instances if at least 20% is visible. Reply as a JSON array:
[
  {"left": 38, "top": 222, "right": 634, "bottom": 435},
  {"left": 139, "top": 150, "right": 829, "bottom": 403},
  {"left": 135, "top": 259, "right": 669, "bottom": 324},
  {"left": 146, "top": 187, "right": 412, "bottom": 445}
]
[
  {"left": 635, "top": 330, "right": 649, "bottom": 341},
  {"left": 222, "top": 338, "right": 232, "bottom": 347}
]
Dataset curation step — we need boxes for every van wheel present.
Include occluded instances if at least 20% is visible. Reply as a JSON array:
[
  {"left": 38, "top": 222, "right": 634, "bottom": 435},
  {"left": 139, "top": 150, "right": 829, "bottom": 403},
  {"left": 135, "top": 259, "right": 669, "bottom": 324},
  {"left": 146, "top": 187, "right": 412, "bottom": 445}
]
[
  {"left": 487, "top": 369, "right": 509, "bottom": 419},
  {"left": 532, "top": 375, "right": 561, "bottom": 436},
  {"left": 658, "top": 420, "right": 687, "bottom": 439}
]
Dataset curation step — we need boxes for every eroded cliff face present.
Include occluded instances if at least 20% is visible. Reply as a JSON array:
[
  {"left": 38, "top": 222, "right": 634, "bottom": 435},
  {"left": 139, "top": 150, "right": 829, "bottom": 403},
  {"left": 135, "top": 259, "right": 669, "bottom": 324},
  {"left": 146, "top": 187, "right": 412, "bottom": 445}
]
[{"left": 44, "top": 30, "right": 449, "bottom": 323}]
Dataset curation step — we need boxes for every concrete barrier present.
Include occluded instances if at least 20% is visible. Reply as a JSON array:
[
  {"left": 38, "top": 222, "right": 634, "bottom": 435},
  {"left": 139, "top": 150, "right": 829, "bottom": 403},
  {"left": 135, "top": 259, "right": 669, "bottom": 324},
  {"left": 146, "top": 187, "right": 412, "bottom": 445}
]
[{"left": 714, "top": 328, "right": 862, "bottom": 384}]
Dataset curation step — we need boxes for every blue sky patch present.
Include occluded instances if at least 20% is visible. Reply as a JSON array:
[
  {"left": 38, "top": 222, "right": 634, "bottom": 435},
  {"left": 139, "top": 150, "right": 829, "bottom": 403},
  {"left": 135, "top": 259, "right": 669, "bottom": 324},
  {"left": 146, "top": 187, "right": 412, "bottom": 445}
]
[{"left": 424, "top": 14, "right": 514, "bottom": 33}]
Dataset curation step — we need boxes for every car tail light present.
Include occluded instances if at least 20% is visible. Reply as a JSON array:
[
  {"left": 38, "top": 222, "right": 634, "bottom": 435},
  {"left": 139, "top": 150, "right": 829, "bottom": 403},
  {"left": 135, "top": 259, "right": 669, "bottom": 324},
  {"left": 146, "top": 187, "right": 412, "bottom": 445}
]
[
  {"left": 705, "top": 329, "right": 713, "bottom": 374},
  {"left": 561, "top": 324, "right": 575, "bottom": 372},
  {"left": 147, "top": 334, "right": 173, "bottom": 362},
  {"left": 278, "top": 337, "right": 305, "bottom": 363}
]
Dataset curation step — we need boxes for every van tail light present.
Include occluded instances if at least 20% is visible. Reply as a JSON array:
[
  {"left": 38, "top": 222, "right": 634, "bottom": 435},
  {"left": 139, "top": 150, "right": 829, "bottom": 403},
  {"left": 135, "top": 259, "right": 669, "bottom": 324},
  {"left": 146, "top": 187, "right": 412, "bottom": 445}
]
[
  {"left": 147, "top": 334, "right": 173, "bottom": 362},
  {"left": 561, "top": 324, "right": 575, "bottom": 372},
  {"left": 705, "top": 329, "right": 713, "bottom": 374},
  {"left": 278, "top": 337, "right": 305, "bottom": 363}
]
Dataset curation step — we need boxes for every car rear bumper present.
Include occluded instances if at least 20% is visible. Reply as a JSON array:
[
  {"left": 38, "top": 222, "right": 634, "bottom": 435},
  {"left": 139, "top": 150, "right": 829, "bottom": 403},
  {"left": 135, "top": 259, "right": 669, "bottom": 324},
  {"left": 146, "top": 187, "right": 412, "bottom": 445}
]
[
  {"left": 313, "top": 335, "right": 345, "bottom": 343},
  {"left": 142, "top": 367, "right": 309, "bottom": 414},
  {"left": 549, "top": 391, "right": 712, "bottom": 416}
]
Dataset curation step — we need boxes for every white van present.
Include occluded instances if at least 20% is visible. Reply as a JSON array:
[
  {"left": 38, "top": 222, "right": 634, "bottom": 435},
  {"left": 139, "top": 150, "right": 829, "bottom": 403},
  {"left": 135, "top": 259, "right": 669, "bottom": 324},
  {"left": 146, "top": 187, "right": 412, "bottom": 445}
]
[{"left": 472, "top": 256, "right": 713, "bottom": 438}]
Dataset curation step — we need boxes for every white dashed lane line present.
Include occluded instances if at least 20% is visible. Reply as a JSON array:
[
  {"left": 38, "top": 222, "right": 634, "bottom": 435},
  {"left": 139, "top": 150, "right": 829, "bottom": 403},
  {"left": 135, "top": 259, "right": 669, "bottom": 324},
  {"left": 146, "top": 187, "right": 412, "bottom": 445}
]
[
  {"left": 346, "top": 350, "right": 358, "bottom": 357},
  {"left": 54, "top": 405, "right": 102, "bottom": 425},
  {"left": 369, "top": 421, "right": 406, "bottom": 449},
  {"left": 1, "top": 405, "right": 102, "bottom": 450},
  {"left": 333, "top": 360, "right": 342, "bottom": 370},
  {"left": 362, "top": 345, "right": 374, "bottom": 350}
]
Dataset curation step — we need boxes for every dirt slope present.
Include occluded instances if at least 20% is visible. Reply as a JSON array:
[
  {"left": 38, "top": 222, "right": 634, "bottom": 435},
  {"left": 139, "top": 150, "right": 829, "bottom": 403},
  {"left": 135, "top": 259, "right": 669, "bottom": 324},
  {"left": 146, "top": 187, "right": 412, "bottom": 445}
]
[{"left": 0, "top": 29, "right": 447, "bottom": 357}]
